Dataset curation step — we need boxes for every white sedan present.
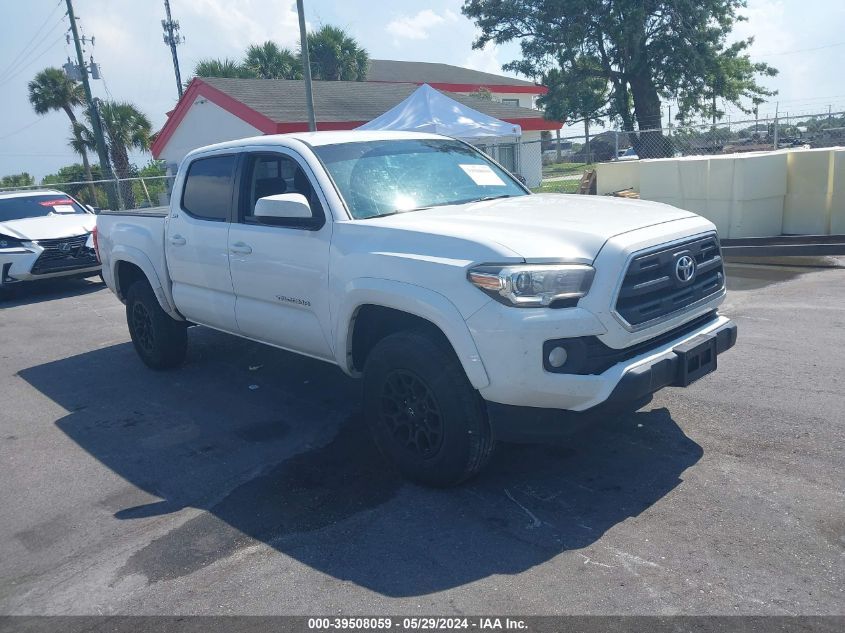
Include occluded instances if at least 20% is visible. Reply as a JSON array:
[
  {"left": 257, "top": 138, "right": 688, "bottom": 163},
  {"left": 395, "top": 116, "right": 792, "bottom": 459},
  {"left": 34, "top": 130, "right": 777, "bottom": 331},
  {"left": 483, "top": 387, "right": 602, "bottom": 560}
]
[{"left": 0, "top": 189, "right": 101, "bottom": 296}]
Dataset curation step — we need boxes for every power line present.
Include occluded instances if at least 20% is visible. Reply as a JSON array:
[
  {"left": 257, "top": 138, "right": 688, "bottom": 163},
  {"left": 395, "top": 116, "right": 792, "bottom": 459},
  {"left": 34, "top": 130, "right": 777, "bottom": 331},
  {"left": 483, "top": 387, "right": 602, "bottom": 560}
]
[
  {"left": 0, "top": 33, "right": 66, "bottom": 88},
  {"left": 0, "top": 117, "right": 47, "bottom": 141},
  {"left": 0, "top": 0, "right": 63, "bottom": 82},
  {"left": 756, "top": 41, "right": 845, "bottom": 56}
]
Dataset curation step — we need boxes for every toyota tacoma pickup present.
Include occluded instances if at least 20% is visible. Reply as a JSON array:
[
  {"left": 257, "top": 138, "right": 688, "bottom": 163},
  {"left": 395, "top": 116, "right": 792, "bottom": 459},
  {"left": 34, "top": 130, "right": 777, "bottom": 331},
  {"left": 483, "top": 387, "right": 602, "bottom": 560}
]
[{"left": 96, "top": 131, "right": 736, "bottom": 486}]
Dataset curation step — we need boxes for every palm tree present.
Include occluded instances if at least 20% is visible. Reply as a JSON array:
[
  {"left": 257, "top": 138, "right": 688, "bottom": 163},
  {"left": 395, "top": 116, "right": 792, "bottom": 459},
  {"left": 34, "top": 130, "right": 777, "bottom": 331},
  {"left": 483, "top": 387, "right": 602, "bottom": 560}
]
[
  {"left": 244, "top": 41, "right": 301, "bottom": 79},
  {"left": 28, "top": 67, "right": 99, "bottom": 203},
  {"left": 193, "top": 58, "right": 257, "bottom": 79},
  {"left": 78, "top": 101, "right": 152, "bottom": 209},
  {"left": 306, "top": 25, "right": 368, "bottom": 81}
]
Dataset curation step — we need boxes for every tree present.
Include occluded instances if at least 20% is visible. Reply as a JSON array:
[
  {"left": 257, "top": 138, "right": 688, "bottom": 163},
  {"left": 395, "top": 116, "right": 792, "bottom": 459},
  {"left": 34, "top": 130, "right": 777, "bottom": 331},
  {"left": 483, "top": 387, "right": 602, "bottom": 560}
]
[
  {"left": 41, "top": 163, "right": 108, "bottom": 208},
  {"left": 306, "top": 25, "right": 368, "bottom": 81},
  {"left": 244, "top": 41, "right": 301, "bottom": 79},
  {"left": 193, "top": 58, "right": 257, "bottom": 79},
  {"left": 28, "top": 67, "right": 99, "bottom": 202},
  {"left": 680, "top": 40, "right": 777, "bottom": 126},
  {"left": 462, "top": 0, "right": 778, "bottom": 157},
  {"left": 1, "top": 173, "right": 35, "bottom": 188},
  {"left": 78, "top": 101, "right": 152, "bottom": 209},
  {"left": 539, "top": 56, "right": 609, "bottom": 163}
]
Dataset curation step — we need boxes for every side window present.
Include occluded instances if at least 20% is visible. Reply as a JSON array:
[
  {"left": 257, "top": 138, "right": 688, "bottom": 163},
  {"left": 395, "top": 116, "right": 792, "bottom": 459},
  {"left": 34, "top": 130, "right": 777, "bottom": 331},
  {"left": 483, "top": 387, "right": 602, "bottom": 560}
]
[
  {"left": 242, "top": 153, "right": 324, "bottom": 224},
  {"left": 181, "top": 155, "right": 237, "bottom": 221}
]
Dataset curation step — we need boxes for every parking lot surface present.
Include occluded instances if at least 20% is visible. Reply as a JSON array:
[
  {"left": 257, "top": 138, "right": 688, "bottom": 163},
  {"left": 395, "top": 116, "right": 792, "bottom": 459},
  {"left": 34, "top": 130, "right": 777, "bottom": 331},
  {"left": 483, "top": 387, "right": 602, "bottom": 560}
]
[{"left": 0, "top": 263, "right": 843, "bottom": 615}]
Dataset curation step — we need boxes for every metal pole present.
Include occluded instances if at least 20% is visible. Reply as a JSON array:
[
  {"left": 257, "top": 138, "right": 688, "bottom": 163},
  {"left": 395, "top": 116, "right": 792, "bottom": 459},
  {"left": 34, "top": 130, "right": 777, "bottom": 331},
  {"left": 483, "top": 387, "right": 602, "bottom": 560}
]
[
  {"left": 296, "top": 0, "right": 316, "bottom": 131},
  {"left": 773, "top": 102, "right": 779, "bottom": 150},
  {"left": 163, "top": 0, "right": 183, "bottom": 99},
  {"left": 65, "top": 0, "right": 117, "bottom": 209}
]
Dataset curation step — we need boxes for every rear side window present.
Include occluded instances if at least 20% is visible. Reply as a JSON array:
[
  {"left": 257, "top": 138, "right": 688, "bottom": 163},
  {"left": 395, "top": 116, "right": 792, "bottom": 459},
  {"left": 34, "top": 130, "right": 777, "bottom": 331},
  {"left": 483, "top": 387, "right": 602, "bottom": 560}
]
[{"left": 181, "top": 155, "right": 237, "bottom": 221}]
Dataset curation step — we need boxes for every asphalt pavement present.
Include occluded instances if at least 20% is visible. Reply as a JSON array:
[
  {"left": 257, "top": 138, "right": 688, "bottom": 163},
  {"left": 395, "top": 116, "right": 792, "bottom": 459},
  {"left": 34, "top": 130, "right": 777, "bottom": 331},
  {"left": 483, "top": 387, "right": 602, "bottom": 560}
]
[{"left": 0, "top": 262, "right": 842, "bottom": 615}]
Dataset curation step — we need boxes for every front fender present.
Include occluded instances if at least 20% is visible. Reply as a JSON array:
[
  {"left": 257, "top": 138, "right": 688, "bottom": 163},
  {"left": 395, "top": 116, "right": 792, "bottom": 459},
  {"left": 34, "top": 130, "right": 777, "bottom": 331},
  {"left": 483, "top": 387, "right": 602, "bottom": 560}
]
[
  {"left": 110, "top": 245, "right": 179, "bottom": 319},
  {"left": 335, "top": 278, "right": 490, "bottom": 390}
]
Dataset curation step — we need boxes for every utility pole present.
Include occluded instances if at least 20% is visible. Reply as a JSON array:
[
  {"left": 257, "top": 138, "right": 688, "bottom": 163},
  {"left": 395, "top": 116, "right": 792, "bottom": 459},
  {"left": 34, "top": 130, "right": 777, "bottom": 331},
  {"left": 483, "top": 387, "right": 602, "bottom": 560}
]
[
  {"left": 65, "top": 0, "right": 118, "bottom": 209},
  {"left": 162, "top": 0, "right": 184, "bottom": 99},
  {"left": 296, "top": 0, "right": 316, "bottom": 131},
  {"left": 773, "top": 102, "right": 779, "bottom": 149}
]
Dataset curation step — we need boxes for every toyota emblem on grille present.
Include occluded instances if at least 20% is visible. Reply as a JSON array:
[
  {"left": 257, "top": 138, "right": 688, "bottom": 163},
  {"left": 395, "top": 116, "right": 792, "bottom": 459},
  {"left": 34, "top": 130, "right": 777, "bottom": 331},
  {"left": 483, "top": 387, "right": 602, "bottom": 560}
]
[{"left": 675, "top": 255, "right": 696, "bottom": 282}]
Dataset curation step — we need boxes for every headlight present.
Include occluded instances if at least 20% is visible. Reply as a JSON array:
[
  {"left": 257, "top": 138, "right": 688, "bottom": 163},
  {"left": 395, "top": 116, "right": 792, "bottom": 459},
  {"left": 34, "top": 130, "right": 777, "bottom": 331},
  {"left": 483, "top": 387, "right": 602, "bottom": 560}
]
[
  {"left": 468, "top": 263, "right": 595, "bottom": 307},
  {"left": 0, "top": 234, "right": 25, "bottom": 250}
]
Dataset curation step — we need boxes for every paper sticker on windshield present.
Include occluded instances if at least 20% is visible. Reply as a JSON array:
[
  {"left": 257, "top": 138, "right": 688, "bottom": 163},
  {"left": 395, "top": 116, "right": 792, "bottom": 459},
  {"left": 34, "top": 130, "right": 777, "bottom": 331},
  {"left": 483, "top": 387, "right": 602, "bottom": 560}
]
[
  {"left": 51, "top": 205, "right": 76, "bottom": 214},
  {"left": 459, "top": 164, "right": 506, "bottom": 186}
]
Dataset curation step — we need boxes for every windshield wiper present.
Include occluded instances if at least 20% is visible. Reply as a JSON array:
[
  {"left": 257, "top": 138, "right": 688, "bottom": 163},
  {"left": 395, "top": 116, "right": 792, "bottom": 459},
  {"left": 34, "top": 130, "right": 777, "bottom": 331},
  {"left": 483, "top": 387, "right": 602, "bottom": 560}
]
[{"left": 473, "top": 194, "right": 514, "bottom": 203}]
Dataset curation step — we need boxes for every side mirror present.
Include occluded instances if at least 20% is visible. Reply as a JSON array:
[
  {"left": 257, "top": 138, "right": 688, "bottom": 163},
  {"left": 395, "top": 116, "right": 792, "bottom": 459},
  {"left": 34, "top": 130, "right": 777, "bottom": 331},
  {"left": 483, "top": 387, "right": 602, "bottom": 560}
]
[{"left": 254, "top": 193, "right": 312, "bottom": 221}]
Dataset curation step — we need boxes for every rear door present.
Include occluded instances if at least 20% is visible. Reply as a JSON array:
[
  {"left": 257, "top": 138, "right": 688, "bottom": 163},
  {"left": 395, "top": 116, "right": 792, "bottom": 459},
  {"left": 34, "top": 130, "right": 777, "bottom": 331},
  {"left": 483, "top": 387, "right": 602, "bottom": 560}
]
[
  {"left": 227, "top": 149, "right": 334, "bottom": 360},
  {"left": 165, "top": 153, "right": 240, "bottom": 332}
]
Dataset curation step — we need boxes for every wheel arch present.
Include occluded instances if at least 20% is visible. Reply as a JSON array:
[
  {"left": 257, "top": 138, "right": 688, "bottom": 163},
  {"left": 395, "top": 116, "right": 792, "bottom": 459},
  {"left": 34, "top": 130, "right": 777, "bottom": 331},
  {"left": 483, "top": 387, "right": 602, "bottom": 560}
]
[
  {"left": 336, "top": 279, "right": 490, "bottom": 390},
  {"left": 110, "top": 246, "right": 180, "bottom": 319}
]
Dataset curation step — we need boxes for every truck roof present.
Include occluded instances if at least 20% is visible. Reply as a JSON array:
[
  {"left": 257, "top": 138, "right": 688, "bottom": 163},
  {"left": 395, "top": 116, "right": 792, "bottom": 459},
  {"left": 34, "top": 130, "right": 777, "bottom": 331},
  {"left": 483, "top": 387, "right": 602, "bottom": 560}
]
[{"left": 188, "top": 130, "right": 449, "bottom": 158}]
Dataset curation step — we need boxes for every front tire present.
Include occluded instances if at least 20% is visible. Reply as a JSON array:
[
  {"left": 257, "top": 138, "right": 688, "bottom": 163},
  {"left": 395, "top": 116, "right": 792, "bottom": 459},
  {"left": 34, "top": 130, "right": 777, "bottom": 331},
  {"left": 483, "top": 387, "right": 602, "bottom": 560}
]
[
  {"left": 363, "top": 329, "right": 494, "bottom": 487},
  {"left": 125, "top": 280, "right": 187, "bottom": 370}
]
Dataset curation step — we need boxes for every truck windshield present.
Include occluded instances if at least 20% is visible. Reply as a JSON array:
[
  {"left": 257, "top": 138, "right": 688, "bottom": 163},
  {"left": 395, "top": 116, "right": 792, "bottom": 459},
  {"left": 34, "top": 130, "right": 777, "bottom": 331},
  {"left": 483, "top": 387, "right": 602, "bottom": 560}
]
[
  {"left": 0, "top": 194, "right": 87, "bottom": 222},
  {"left": 313, "top": 139, "right": 528, "bottom": 219}
]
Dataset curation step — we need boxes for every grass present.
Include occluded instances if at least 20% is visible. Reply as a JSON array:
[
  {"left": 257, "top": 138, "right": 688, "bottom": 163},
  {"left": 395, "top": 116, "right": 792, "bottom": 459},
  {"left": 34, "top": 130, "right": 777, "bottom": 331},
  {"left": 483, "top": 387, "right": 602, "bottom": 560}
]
[
  {"left": 531, "top": 181, "right": 580, "bottom": 194},
  {"left": 541, "top": 161, "right": 590, "bottom": 177}
]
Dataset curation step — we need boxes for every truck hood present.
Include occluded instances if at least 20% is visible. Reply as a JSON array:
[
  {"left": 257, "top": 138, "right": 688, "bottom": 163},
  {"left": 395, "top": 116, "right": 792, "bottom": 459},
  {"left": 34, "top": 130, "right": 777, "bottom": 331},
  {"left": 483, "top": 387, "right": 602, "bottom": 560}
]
[
  {"left": 0, "top": 214, "right": 96, "bottom": 241},
  {"left": 365, "top": 193, "right": 696, "bottom": 262}
]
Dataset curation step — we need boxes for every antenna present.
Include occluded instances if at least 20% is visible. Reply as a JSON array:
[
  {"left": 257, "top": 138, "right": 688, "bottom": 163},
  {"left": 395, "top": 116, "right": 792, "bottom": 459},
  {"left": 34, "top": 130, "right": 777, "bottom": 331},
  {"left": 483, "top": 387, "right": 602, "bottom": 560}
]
[{"left": 161, "top": 0, "right": 184, "bottom": 98}]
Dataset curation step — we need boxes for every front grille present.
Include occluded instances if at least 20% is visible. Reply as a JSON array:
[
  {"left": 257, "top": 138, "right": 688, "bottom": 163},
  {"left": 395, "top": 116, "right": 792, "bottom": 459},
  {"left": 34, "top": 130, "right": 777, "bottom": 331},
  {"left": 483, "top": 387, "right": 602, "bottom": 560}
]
[
  {"left": 31, "top": 234, "right": 98, "bottom": 275},
  {"left": 614, "top": 233, "right": 724, "bottom": 328}
]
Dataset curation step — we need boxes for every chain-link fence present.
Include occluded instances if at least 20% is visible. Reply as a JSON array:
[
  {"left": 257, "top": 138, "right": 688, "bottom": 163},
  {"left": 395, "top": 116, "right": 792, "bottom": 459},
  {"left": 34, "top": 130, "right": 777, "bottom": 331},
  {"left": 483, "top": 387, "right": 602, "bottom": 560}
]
[
  {"left": 4, "top": 110, "right": 843, "bottom": 206},
  {"left": 0, "top": 175, "right": 177, "bottom": 212},
  {"left": 521, "top": 110, "right": 845, "bottom": 194}
]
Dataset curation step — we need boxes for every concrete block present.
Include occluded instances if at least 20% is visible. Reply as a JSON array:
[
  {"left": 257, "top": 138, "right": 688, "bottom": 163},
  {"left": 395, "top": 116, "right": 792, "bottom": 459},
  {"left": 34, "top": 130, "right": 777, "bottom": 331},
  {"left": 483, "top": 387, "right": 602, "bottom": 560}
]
[
  {"left": 729, "top": 196, "right": 785, "bottom": 238},
  {"left": 596, "top": 161, "right": 640, "bottom": 195},
  {"left": 707, "top": 156, "right": 735, "bottom": 200},
  {"left": 831, "top": 149, "right": 845, "bottom": 197},
  {"left": 701, "top": 199, "right": 733, "bottom": 237},
  {"left": 786, "top": 148, "right": 833, "bottom": 195},
  {"left": 643, "top": 196, "right": 683, "bottom": 209},
  {"left": 639, "top": 158, "right": 680, "bottom": 199},
  {"left": 783, "top": 193, "right": 831, "bottom": 235},
  {"left": 677, "top": 157, "right": 710, "bottom": 199},
  {"left": 830, "top": 193, "right": 845, "bottom": 234},
  {"left": 733, "top": 152, "right": 788, "bottom": 200}
]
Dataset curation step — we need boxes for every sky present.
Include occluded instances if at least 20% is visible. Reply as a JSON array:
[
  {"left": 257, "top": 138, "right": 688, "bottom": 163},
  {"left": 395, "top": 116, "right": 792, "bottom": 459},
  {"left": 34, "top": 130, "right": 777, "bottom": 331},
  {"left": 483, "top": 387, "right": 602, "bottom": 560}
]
[{"left": 1, "top": 0, "right": 844, "bottom": 180}]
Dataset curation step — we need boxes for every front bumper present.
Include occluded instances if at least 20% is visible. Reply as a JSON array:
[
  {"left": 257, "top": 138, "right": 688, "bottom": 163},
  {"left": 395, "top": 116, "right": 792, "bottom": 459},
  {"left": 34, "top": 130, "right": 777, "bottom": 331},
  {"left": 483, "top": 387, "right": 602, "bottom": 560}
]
[
  {"left": 1, "top": 238, "right": 100, "bottom": 286},
  {"left": 485, "top": 318, "right": 737, "bottom": 442}
]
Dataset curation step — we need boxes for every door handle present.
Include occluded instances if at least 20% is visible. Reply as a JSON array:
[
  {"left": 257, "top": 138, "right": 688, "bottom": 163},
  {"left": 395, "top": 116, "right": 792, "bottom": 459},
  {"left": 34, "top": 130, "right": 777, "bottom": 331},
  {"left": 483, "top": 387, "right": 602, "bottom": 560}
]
[
  {"left": 230, "top": 242, "right": 252, "bottom": 255},
  {"left": 169, "top": 234, "right": 186, "bottom": 246}
]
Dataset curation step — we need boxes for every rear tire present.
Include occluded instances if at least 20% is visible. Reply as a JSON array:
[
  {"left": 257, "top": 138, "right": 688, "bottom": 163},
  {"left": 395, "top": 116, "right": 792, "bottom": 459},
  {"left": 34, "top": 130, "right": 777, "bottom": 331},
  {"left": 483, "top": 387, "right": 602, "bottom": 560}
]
[
  {"left": 125, "top": 280, "right": 187, "bottom": 370},
  {"left": 363, "top": 329, "right": 494, "bottom": 487}
]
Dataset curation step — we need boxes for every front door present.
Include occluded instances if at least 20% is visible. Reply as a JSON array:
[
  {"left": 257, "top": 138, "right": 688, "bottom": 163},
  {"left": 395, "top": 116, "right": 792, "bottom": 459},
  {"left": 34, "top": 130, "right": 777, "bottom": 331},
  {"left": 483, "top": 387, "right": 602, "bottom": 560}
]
[
  {"left": 227, "top": 150, "right": 334, "bottom": 360},
  {"left": 165, "top": 153, "right": 239, "bottom": 333}
]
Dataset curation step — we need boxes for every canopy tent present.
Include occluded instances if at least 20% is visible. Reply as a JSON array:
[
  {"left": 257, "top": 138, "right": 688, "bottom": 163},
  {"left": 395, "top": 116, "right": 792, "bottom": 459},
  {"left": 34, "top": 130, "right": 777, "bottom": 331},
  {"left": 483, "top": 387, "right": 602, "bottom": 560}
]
[{"left": 357, "top": 83, "right": 521, "bottom": 138}]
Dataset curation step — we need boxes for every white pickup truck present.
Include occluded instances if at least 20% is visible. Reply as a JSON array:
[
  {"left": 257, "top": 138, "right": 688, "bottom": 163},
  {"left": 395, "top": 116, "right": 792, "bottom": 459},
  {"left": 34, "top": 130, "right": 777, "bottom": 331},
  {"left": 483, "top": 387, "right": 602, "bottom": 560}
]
[{"left": 96, "top": 131, "right": 736, "bottom": 486}]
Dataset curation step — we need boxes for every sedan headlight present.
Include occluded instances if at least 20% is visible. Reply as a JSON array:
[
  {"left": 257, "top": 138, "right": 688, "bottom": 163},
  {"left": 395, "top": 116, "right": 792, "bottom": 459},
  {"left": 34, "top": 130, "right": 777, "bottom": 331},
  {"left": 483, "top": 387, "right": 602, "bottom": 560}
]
[
  {"left": 0, "top": 234, "right": 25, "bottom": 250},
  {"left": 468, "top": 263, "right": 594, "bottom": 307}
]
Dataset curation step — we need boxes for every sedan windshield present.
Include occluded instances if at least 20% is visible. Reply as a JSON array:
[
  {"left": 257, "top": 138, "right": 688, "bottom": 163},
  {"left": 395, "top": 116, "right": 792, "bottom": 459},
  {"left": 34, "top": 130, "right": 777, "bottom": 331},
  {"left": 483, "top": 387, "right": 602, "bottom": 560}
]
[
  {"left": 0, "top": 194, "right": 87, "bottom": 222},
  {"left": 313, "top": 139, "right": 528, "bottom": 219}
]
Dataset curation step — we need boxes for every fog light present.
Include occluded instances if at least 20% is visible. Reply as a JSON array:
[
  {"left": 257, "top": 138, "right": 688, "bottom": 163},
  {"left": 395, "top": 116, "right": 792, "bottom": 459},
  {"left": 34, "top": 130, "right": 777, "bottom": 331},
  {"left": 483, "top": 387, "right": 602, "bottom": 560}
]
[{"left": 547, "top": 346, "right": 568, "bottom": 368}]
